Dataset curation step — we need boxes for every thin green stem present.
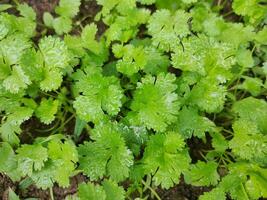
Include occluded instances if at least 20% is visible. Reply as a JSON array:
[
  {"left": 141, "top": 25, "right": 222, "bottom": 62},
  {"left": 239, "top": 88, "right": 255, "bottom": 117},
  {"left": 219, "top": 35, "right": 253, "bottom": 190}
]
[
  {"left": 222, "top": 128, "right": 233, "bottom": 135},
  {"left": 141, "top": 180, "right": 161, "bottom": 200},
  {"left": 49, "top": 187, "right": 54, "bottom": 200}
]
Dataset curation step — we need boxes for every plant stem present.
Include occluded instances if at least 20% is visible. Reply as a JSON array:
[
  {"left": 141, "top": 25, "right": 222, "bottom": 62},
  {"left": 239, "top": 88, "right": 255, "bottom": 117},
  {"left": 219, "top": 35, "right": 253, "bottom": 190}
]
[
  {"left": 49, "top": 187, "right": 54, "bottom": 200},
  {"left": 141, "top": 180, "right": 161, "bottom": 200}
]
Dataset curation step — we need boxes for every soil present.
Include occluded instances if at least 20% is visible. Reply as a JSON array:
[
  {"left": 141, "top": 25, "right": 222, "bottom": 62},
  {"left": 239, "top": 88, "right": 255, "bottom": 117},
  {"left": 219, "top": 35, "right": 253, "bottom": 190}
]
[{"left": 0, "top": 0, "right": 236, "bottom": 199}]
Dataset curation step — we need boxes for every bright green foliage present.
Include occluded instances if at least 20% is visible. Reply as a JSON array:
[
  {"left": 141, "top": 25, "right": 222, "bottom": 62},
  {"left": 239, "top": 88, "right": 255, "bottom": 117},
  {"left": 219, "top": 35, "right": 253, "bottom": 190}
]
[
  {"left": 188, "top": 78, "right": 227, "bottom": 113},
  {"left": 78, "top": 182, "right": 106, "bottom": 200},
  {"left": 140, "top": 133, "right": 190, "bottom": 189},
  {"left": 39, "top": 36, "right": 69, "bottom": 70},
  {"left": 35, "top": 98, "right": 59, "bottom": 124},
  {"left": 0, "top": 142, "right": 21, "bottom": 181},
  {"left": 78, "top": 180, "right": 125, "bottom": 200},
  {"left": 3, "top": 65, "right": 31, "bottom": 93},
  {"left": 113, "top": 44, "right": 147, "bottom": 76},
  {"left": 229, "top": 120, "right": 267, "bottom": 163},
  {"left": 232, "top": 97, "right": 267, "bottom": 133},
  {"left": 172, "top": 35, "right": 236, "bottom": 76},
  {"left": 199, "top": 188, "right": 226, "bottom": 200},
  {"left": 184, "top": 161, "right": 219, "bottom": 186},
  {"left": 138, "top": 0, "right": 155, "bottom": 5},
  {"left": 73, "top": 67, "right": 123, "bottom": 123},
  {"left": 55, "top": 0, "right": 81, "bottom": 18},
  {"left": 38, "top": 36, "right": 70, "bottom": 91},
  {"left": 78, "top": 123, "right": 133, "bottom": 182},
  {"left": 238, "top": 76, "right": 263, "bottom": 96},
  {"left": 0, "top": 34, "right": 31, "bottom": 65},
  {"left": 210, "top": 132, "right": 228, "bottom": 153},
  {"left": 236, "top": 48, "right": 254, "bottom": 69},
  {"left": 119, "top": 124, "right": 148, "bottom": 156},
  {"left": 19, "top": 48, "right": 43, "bottom": 81},
  {"left": 81, "top": 23, "right": 101, "bottom": 54},
  {"left": 17, "top": 144, "right": 48, "bottom": 176},
  {"left": 102, "top": 179, "right": 125, "bottom": 200},
  {"left": 104, "top": 8, "right": 150, "bottom": 44},
  {"left": 8, "top": 188, "right": 20, "bottom": 200},
  {"left": 148, "top": 9, "right": 191, "bottom": 51},
  {"left": 17, "top": 4, "right": 36, "bottom": 21},
  {"left": 43, "top": 0, "right": 81, "bottom": 35},
  {"left": 202, "top": 162, "right": 267, "bottom": 200},
  {"left": 47, "top": 139, "right": 78, "bottom": 187},
  {"left": 96, "top": 0, "right": 136, "bottom": 17},
  {"left": 232, "top": 0, "right": 267, "bottom": 24},
  {"left": 128, "top": 73, "right": 179, "bottom": 132},
  {"left": 174, "top": 106, "right": 215, "bottom": 138},
  {"left": 1, "top": 0, "right": 267, "bottom": 199}
]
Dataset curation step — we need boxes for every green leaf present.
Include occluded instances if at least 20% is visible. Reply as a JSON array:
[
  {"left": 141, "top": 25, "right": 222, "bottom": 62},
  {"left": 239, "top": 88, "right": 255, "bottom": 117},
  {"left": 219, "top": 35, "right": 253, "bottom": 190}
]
[
  {"left": 96, "top": 0, "right": 136, "bottom": 17},
  {"left": 119, "top": 124, "right": 148, "bottom": 157},
  {"left": 78, "top": 123, "right": 133, "bottom": 182},
  {"left": 74, "top": 117, "right": 86, "bottom": 140},
  {"left": 39, "top": 68, "right": 63, "bottom": 92},
  {"left": 255, "top": 27, "right": 267, "bottom": 45},
  {"left": 30, "top": 160, "right": 55, "bottom": 189},
  {"left": 81, "top": 23, "right": 101, "bottom": 54},
  {"left": 172, "top": 35, "right": 235, "bottom": 76},
  {"left": 199, "top": 188, "right": 226, "bottom": 200},
  {"left": 238, "top": 76, "right": 263, "bottom": 96},
  {"left": 0, "top": 142, "right": 21, "bottom": 181},
  {"left": 102, "top": 179, "right": 125, "bottom": 200},
  {"left": 184, "top": 161, "right": 219, "bottom": 186},
  {"left": 232, "top": 0, "right": 267, "bottom": 24},
  {"left": 55, "top": 0, "right": 81, "bottom": 18},
  {"left": 17, "top": 144, "right": 48, "bottom": 176},
  {"left": 3, "top": 65, "right": 31, "bottom": 93},
  {"left": 7, "top": 106, "right": 34, "bottom": 125},
  {"left": 148, "top": 9, "right": 191, "bottom": 51},
  {"left": 188, "top": 78, "right": 227, "bottom": 113},
  {"left": 246, "top": 174, "right": 267, "bottom": 199},
  {"left": 113, "top": 44, "right": 147, "bottom": 76},
  {"left": 104, "top": 8, "right": 150, "bottom": 44},
  {"left": 35, "top": 98, "right": 59, "bottom": 125},
  {"left": 232, "top": 97, "right": 267, "bottom": 133},
  {"left": 78, "top": 180, "right": 125, "bottom": 200},
  {"left": 137, "top": 0, "right": 155, "bottom": 5},
  {"left": 174, "top": 106, "right": 215, "bottom": 138},
  {"left": 19, "top": 48, "right": 43, "bottom": 81},
  {"left": 78, "top": 182, "right": 106, "bottom": 200},
  {"left": 128, "top": 73, "right": 180, "bottom": 132},
  {"left": 236, "top": 48, "right": 254, "bottom": 69},
  {"left": 47, "top": 139, "right": 78, "bottom": 187},
  {"left": 52, "top": 17, "right": 72, "bottom": 35},
  {"left": 43, "top": 12, "right": 54, "bottom": 27},
  {"left": 0, "top": 34, "right": 31, "bottom": 65},
  {"left": 8, "top": 188, "right": 20, "bottom": 200},
  {"left": 38, "top": 36, "right": 70, "bottom": 69},
  {"left": 17, "top": 3, "right": 36, "bottom": 21},
  {"left": 211, "top": 132, "right": 228, "bottom": 153},
  {"left": 0, "top": 4, "right": 12, "bottom": 12},
  {"left": 0, "top": 122, "right": 21, "bottom": 146},
  {"left": 229, "top": 120, "right": 267, "bottom": 163},
  {"left": 141, "top": 133, "right": 190, "bottom": 189},
  {"left": 73, "top": 67, "right": 123, "bottom": 123}
]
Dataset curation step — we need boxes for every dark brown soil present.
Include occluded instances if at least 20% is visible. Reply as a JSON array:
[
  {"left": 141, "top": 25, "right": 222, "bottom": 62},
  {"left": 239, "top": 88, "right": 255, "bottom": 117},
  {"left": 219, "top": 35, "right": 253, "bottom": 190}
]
[
  {"left": 21, "top": 0, "right": 59, "bottom": 20},
  {"left": 0, "top": 174, "right": 16, "bottom": 200},
  {"left": 0, "top": 173, "right": 87, "bottom": 200},
  {"left": 157, "top": 178, "right": 211, "bottom": 200}
]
